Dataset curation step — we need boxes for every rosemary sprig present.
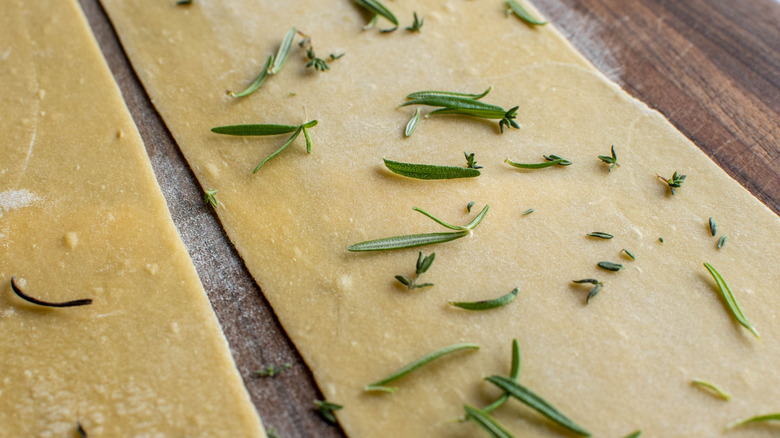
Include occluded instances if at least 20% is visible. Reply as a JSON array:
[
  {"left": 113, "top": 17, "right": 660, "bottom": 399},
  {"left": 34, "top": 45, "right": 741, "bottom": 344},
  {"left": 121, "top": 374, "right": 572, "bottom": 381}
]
[
  {"left": 354, "top": 0, "right": 398, "bottom": 32},
  {"left": 383, "top": 158, "right": 481, "bottom": 180},
  {"left": 621, "top": 249, "right": 636, "bottom": 260},
  {"left": 407, "top": 87, "right": 492, "bottom": 101},
  {"left": 396, "top": 252, "right": 435, "bottom": 289},
  {"left": 401, "top": 92, "right": 519, "bottom": 132},
  {"left": 597, "top": 261, "right": 623, "bottom": 272},
  {"left": 717, "top": 235, "right": 727, "bottom": 249},
  {"left": 314, "top": 399, "right": 343, "bottom": 424},
  {"left": 464, "top": 152, "right": 483, "bottom": 169},
  {"left": 505, "top": 155, "right": 571, "bottom": 169},
  {"left": 482, "top": 339, "right": 521, "bottom": 414},
  {"left": 204, "top": 189, "right": 218, "bottom": 208},
  {"left": 572, "top": 279, "right": 603, "bottom": 304},
  {"left": 464, "top": 405, "right": 515, "bottom": 438},
  {"left": 10, "top": 277, "right": 92, "bottom": 308},
  {"left": 656, "top": 171, "right": 687, "bottom": 195},
  {"left": 405, "top": 108, "right": 421, "bottom": 137},
  {"left": 587, "top": 232, "right": 613, "bottom": 239},
  {"left": 505, "top": 0, "right": 548, "bottom": 25},
  {"left": 406, "top": 12, "right": 424, "bottom": 32},
  {"left": 449, "top": 288, "right": 518, "bottom": 311},
  {"left": 691, "top": 379, "right": 731, "bottom": 401},
  {"left": 709, "top": 217, "right": 717, "bottom": 236},
  {"left": 230, "top": 55, "right": 273, "bottom": 98},
  {"left": 726, "top": 413, "right": 780, "bottom": 430},
  {"left": 598, "top": 145, "right": 619, "bottom": 171},
  {"left": 485, "top": 375, "right": 591, "bottom": 436},
  {"left": 211, "top": 120, "right": 318, "bottom": 173},
  {"left": 253, "top": 362, "right": 291, "bottom": 377},
  {"left": 703, "top": 263, "right": 760, "bottom": 339},
  {"left": 348, "top": 204, "right": 489, "bottom": 251},
  {"left": 522, "top": 208, "right": 534, "bottom": 216},
  {"left": 365, "top": 343, "right": 479, "bottom": 392}
]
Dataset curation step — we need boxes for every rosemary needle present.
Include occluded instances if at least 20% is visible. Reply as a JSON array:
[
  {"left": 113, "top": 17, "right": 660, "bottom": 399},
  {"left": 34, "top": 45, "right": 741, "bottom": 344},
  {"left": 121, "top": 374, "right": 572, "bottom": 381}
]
[
  {"left": 405, "top": 108, "right": 421, "bottom": 137},
  {"left": 10, "top": 277, "right": 92, "bottom": 308},
  {"left": 482, "top": 339, "right": 521, "bottom": 414},
  {"left": 314, "top": 399, "right": 343, "bottom": 424},
  {"left": 505, "top": 155, "right": 571, "bottom": 169},
  {"left": 726, "top": 413, "right": 780, "bottom": 430},
  {"left": 597, "top": 261, "right": 623, "bottom": 272},
  {"left": 703, "top": 263, "right": 760, "bottom": 339},
  {"left": 268, "top": 27, "right": 296, "bottom": 75},
  {"left": 572, "top": 279, "right": 603, "bottom": 304},
  {"left": 354, "top": 0, "right": 398, "bottom": 32},
  {"left": 505, "top": 0, "right": 548, "bottom": 25},
  {"left": 407, "top": 87, "right": 492, "bottom": 100},
  {"left": 621, "top": 249, "right": 636, "bottom": 260},
  {"left": 230, "top": 55, "right": 274, "bottom": 98},
  {"left": 709, "top": 217, "right": 717, "bottom": 236},
  {"left": 587, "top": 232, "right": 614, "bottom": 239},
  {"left": 383, "top": 158, "right": 481, "bottom": 180},
  {"left": 449, "top": 288, "right": 518, "bottom": 311},
  {"left": 464, "top": 405, "right": 515, "bottom": 438},
  {"left": 204, "top": 189, "right": 218, "bottom": 208},
  {"left": 365, "top": 343, "right": 479, "bottom": 392},
  {"left": 691, "top": 379, "right": 731, "bottom": 401},
  {"left": 522, "top": 208, "right": 534, "bottom": 216}
]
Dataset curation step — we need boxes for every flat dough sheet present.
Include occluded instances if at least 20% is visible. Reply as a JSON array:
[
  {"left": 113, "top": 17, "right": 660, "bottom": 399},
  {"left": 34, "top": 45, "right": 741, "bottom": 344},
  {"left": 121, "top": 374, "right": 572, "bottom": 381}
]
[
  {"left": 0, "top": 1, "right": 264, "bottom": 436},
  {"left": 99, "top": 0, "right": 780, "bottom": 436}
]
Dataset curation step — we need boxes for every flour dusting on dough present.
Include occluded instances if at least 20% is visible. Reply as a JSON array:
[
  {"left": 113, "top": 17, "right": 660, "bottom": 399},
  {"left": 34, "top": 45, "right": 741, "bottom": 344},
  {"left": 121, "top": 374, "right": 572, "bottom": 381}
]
[{"left": 0, "top": 189, "right": 40, "bottom": 217}]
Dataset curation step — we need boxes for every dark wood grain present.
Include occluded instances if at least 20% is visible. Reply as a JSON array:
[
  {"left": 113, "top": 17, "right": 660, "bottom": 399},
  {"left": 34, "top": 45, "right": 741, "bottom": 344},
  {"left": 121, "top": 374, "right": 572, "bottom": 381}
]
[{"left": 75, "top": 0, "right": 779, "bottom": 436}]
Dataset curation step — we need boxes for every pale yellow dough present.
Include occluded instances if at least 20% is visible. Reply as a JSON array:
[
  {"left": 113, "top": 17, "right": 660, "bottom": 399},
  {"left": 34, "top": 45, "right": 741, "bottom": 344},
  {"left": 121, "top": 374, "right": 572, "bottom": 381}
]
[
  {"left": 0, "top": 1, "right": 264, "bottom": 436},
  {"left": 99, "top": 0, "right": 780, "bottom": 436}
]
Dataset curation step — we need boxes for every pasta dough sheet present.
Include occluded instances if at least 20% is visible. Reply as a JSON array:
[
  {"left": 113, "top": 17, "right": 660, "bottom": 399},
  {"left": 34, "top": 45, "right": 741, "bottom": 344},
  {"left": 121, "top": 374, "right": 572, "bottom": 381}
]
[
  {"left": 99, "top": 0, "right": 780, "bottom": 436},
  {"left": 0, "top": 1, "right": 265, "bottom": 436}
]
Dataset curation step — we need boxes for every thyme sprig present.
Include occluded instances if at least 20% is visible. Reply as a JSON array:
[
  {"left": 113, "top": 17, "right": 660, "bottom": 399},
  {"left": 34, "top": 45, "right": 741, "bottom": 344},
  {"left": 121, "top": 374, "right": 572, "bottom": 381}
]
[
  {"left": 365, "top": 343, "right": 479, "bottom": 393},
  {"left": 691, "top": 379, "right": 731, "bottom": 401},
  {"left": 656, "top": 171, "right": 687, "bottom": 195},
  {"left": 396, "top": 252, "right": 435, "bottom": 289},
  {"left": 598, "top": 145, "right": 620, "bottom": 171},
  {"left": 10, "top": 277, "right": 93, "bottom": 308},
  {"left": 354, "top": 0, "right": 398, "bottom": 32},
  {"left": 465, "top": 152, "right": 483, "bottom": 169},
  {"left": 572, "top": 279, "right": 603, "bottom": 304},
  {"left": 406, "top": 12, "right": 424, "bottom": 32},
  {"left": 253, "top": 362, "right": 291, "bottom": 377},
  {"left": 383, "top": 158, "right": 481, "bottom": 180},
  {"left": 204, "top": 189, "right": 218, "bottom": 208},
  {"left": 703, "top": 263, "right": 760, "bottom": 339},
  {"left": 401, "top": 91, "right": 519, "bottom": 133},
  {"left": 726, "top": 413, "right": 780, "bottom": 430},
  {"left": 229, "top": 27, "right": 296, "bottom": 97},
  {"left": 211, "top": 120, "right": 318, "bottom": 173},
  {"left": 314, "top": 399, "right": 343, "bottom": 424},
  {"left": 464, "top": 405, "right": 515, "bottom": 438},
  {"left": 505, "top": 0, "right": 548, "bottom": 25},
  {"left": 299, "top": 34, "right": 343, "bottom": 72},
  {"left": 505, "top": 154, "right": 571, "bottom": 169},
  {"left": 449, "top": 288, "right": 518, "bottom": 311},
  {"left": 348, "top": 204, "right": 489, "bottom": 251}
]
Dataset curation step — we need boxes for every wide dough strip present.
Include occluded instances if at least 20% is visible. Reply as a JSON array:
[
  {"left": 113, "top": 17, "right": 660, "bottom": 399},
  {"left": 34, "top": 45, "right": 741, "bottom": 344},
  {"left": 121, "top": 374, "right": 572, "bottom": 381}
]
[
  {"left": 100, "top": 1, "right": 780, "bottom": 437},
  {"left": 0, "top": 1, "right": 265, "bottom": 436}
]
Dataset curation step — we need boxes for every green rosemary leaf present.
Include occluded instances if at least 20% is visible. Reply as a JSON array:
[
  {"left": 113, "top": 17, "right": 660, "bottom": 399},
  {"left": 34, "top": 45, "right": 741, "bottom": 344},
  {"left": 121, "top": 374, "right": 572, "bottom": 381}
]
[
  {"left": 253, "top": 362, "right": 291, "bottom": 377},
  {"left": 467, "top": 201, "right": 476, "bottom": 212},
  {"left": 691, "top": 379, "right": 731, "bottom": 401},
  {"left": 314, "top": 399, "right": 343, "bottom": 424},
  {"left": 486, "top": 375, "right": 591, "bottom": 436},
  {"left": 406, "top": 12, "right": 424, "bottom": 32},
  {"left": 405, "top": 108, "right": 421, "bottom": 137},
  {"left": 401, "top": 94, "right": 518, "bottom": 132},
  {"left": 365, "top": 343, "right": 479, "bottom": 392},
  {"left": 505, "top": 155, "right": 571, "bottom": 169},
  {"left": 10, "top": 276, "right": 92, "bottom": 308},
  {"left": 505, "top": 0, "right": 548, "bottom": 25},
  {"left": 407, "top": 86, "right": 492, "bottom": 100},
  {"left": 303, "top": 125, "right": 313, "bottom": 154},
  {"left": 449, "top": 288, "right": 518, "bottom": 311},
  {"left": 350, "top": 231, "right": 468, "bottom": 251},
  {"left": 522, "top": 208, "right": 534, "bottom": 216},
  {"left": 204, "top": 189, "right": 218, "bottom": 208},
  {"left": 464, "top": 152, "right": 483, "bottom": 169},
  {"left": 464, "top": 204, "right": 491, "bottom": 229},
  {"left": 572, "top": 279, "right": 603, "bottom": 304},
  {"left": 230, "top": 54, "right": 274, "bottom": 98},
  {"left": 587, "top": 232, "right": 614, "bottom": 239},
  {"left": 383, "top": 158, "right": 481, "bottom": 180},
  {"left": 709, "top": 217, "right": 717, "bottom": 236},
  {"left": 717, "top": 235, "right": 727, "bottom": 249},
  {"left": 413, "top": 204, "right": 488, "bottom": 231},
  {"left": 657, "top": 171, "right": 687, "bottom": 195},
  {"left": 659, "top": 237, "right": 665, "bottom": 243},
  {"left": 703, "top": 263, "right": 760, "bottom": 339},
  {"left": 726, "top": 413, "right": 780, "bottom": 430},
  {"left": 598, "top": 145, "right": 620, "bottom": 171},
  {"left": 464, "top": 405, "right": 515, "bottom": 438},
  {"left": 253, "top": 126, "right": 302, "bottom": 173},
  {"left": 268, "top": 27, "right": 296, "bottom": 75},
  {"left": 623, "top": 431, "right": 641, "bottom": 438},
  {"left": 354, "top": 0, "right": 398, "bottom": 31},
  {"left": 211, "top": 123, "right": 299, "bottom": 136},
  {"left": 621, "top": 249, "right": 636, "bottom": 260},
  {"left": 597, "top": 261, "right": 623, "bottom": 272},
  {"left": 77, "top": 422, "right": 88, "bottom": 438},
  {"left": 483, "top": 339, "right": 522, "bottom": 414}
]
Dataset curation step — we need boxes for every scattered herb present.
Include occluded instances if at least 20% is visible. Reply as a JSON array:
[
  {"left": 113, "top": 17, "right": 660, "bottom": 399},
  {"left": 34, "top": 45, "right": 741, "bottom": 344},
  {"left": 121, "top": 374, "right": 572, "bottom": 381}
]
[
  {"left": 717, "top": 235, "right": 727, "bottom": 249},
  {"left": 204, "top": 189, "right": 218, "bottom": 208},
  {"left": 383, "top": 158, "right": 481, "bottom": 180},
  {"left": 505, "top": 155, "right": 572, "bottom": 169},
  {"left": 587, "top": 232, "right": 613, "bottom": 239},
  {"left": 314, "top": 399, "right": 343, "bottom": 424},
  {"left": 211, "top": 120, "right": 318, "bottom": 173},
  {"left": 709, "top": 217, "right": 717, "bottom": 236},
  {"left": 691, "top": 379, "right": 731, "bottom": 401},
  {"left": 365, "top": 343, "right": 479, "bottom": 392},
  {"left": 406, "top": 12, "right": 424, "bottom": 32},
  {"left": 485, "top": 375, "right": 591, "bottom": 436},
  {"left": 407, "top": 87, "right": 492, "bottom": 101},
  {"left": 229, "top": 55, "right": 274, "bottom": 98},
  {"left": 703, "top": 263, "right": 760, "bottom": 339},
  {"left": 306, "top": 49, "right": 330, "bottom": 71},
  {"left": 405, "top": 108, "right": 421, "bottom": 137},
  {"left": 522, "top": 208, "right": 534, "bottom": 216},
  {"left": 464, "top": 405, "right": 515, "bottom": 438},
  {"left": 330, "top": 53, "right": 345, "bottom": 60},
  {"left": 467, "top": 201, "right": 476, "bottom": 213},
  {"left": 464, "top": 152, "right": 483, "bottom": 169},
  {"left": 505, "top": 0, "right": 548, "bottom": 25},
  {"left": 659, "top": 237, "right": 664, "bottom": 243},
  {"left": 656, "top": 171, "right": 687, "bottom": 195},
  {"left": 623, "top": 432, "right": 642, "bottom": 438},
  {"left": 572, "top": 279, "right": 603, "bottom": 304},
  {"left": 267, "top": 27, "right": 297, "bottom": 75},
  {"left": 348, "top": 204, "right": 489, "bottom": 251},
  {"left": 396, "top": 252, "right": 435, "bottom": 289},
  {"left": 10, "top": 277, "right": 92, "bottom": 308},
  {"left": 401, "top": 92, "right": 519, "bottom": 133},
  {"left": 266, "top": 428, "right": 280, "bottom": 438},
  {"left": 598, "top": 261, "right": 623, "bottom": 272},
  {"left": 253, "top": 362, "right": 291, "bottom": 377},
  {"left": 597, "top": 145, "right": 619, "bottom": 171},
  {"left": 77, "top": 423, "right": 87, "bottom": 438},
  {"left": 449, "top": 288, "right": 518, "bottom": 311},
  {"left": 621, "top": 249, "right": 636, "bottom": 260},
  {"left": 176, "top": 0, "right": 192, "bottom": 5},
  {"left": 354, "top": 0, "right": 398, "bottom": 32},
  {"left": 482, "top": 339, "right": 521, "bottom": 414},
  {"left": 726, "top": 413, "right": 780, "bottom": 430}
]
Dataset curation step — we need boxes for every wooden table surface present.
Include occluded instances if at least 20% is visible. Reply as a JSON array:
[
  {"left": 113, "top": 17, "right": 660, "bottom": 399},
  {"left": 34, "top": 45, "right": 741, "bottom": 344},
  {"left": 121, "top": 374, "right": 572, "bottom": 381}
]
[{"left": 76, "top": 0, "right": 780, "bottom": 436}]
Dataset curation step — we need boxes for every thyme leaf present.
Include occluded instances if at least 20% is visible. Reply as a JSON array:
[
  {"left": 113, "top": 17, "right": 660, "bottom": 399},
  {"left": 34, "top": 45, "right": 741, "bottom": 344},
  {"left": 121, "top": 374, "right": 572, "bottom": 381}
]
[
  {"left": 703, "top": 263, "right": 760, "bottom": 339},
  {"left": 464, "top": 405, "right": 515, "bottom": 438},
  {"left": 717, "top": 235, "right": 727, "bottom": 249},
  {"left": 396, "top": 252, "right": 435, "bottom": 289},
  {"left": 691, "top": 379, "right": 731, "bottom": 401},
  {"left": 505, "top": 155, "right": 571, "bottom": 169},
  {"left": 597, "top": 261, "right": 624, "bottom": 272},
  {"left": 354, "top": 0, "right": 398, "bottom": 32},
  {"left": 10, "top": 277, "right": 92, "bottom": 308},
  {"left": 253, "top": 363, "right": 291, "bottom": 377},
  {"left": 464, "top": 152, "right": 483, "bottom": 169},
  {"left": 449, "top": 288, "right": 518, "bottom": 311},
  {"left": 656, "top": 171, "right": 687, "bottom": 195},
  {"left": 383, "top": 158, "right": 481, "bottom": 180},
  {"left": 314, "top": 399, "right": 343, "bottom": 424},
  {"left": 621, "top": 249, "right": 636, "bottom": 260},
  {"left": 405, "top": 108, "right": 421, "bottom": 137},
  {"left": 406, "top": 12, "right": 424, "bottom": 32},
  {"left": 204, "top": 189, "right": 218, "bottom": 208},
  {"left": 598, "top": 145, "right": 619, "bottom": 171},
  {"left": 587, "top": 232, "right": 613, "bottom": 239},
  {"left": 726, "top": 413, "right": 780, "bottom": 430},
  {"left": 522, "top": 208, "right": 534, "bottom": 216},
  {"left": 709, "top": 217, "right": 717, "bottom": 236},
  {"left": 365, "top": 343, "right": 479, "bottom": 392},
  {"left": 505, "top": 0, "right": 548, "bottom": 25},
  {"left": 572, "top": 279, "right": 603, "bottom": 304}
]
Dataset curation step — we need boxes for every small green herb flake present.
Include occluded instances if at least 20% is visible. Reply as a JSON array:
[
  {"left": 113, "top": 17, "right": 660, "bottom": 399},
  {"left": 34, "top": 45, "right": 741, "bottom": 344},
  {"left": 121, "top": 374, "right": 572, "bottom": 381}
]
[
  {"left": 597, "top": 261, "right": 623, "bottom": 272},
  {"left": 587, "top": 231, "right": 613, "bottom": 239},
  {"left": 230, "top": 54, "right": 274, "bottom": 98},
  {"left": 253, "top": 362, "right": 291, "bottom": 377},
  {"left": 396, "top": 252, "right": 435, "bottom": 289},
  {"left": 522, "top": 208, "right": 534, "bottom": 216},
  {"left": 467, "top": 201, "right": 476, "bottom": 213},
  {"left": 717, "top": 235, "right": 727, "bottom": 249},
  {"left": 354, "top": 0, "right": 398, "bottom": 31},
  {"left": 659, "top": 237, "right": 664, "bottom": 243},
  {"left": 573, "top": 279, "right": 603, "bottom": 304},
  {"left": 314, "top": 399, "right": 343, "bottom": 424},
  {"left": 485, "top": 375, "right": 591, "bottom": 436},
  {"left": 598, "top": 145, "right": 620, "bottom": 171},
  {"left": 505, "top": 155, "right": 571, "bottom": 169},
  {"left": 709, "top": 217, "right": 717, "bottom": 236},
  {"left": 621, "top": 249, "right": 636, "bottom": 260},
  {"left": 464, "top": 405, "right": 515, "bottom": 438},
  {"left": 365, "top": 343, "right": 479, "bottom": 393},
  {"left": 401, "top": 92, "right": 518, "bottom": 133},
  {"left": 505, "top": 0, "right": 548, "bottom": 25},
  {"left": 405, "top": 108, "right": 421, "bottom": 137},
  {"left": 449, "top": 288, "right": 518, "bottom": 311},
  {"left": 464, "top": 152, "right": 483, "bottom": 169},
  {"left": 383, "top": 158, "right": 481, "bottom": 180},
  {"left": 406, "top": 12, "right": 424, "bottom": 32},
  {"left": 204, "top": 189, "right": 218, "bottom": 208},
  {"left": 623, "top": 431, "right": 642, "bottom": 438},
  {"left": 691, "top": 379, "right": 731, "bottom": 401},
  {"left": 266, "top": 428, "right": 280, "bottom": 438},
  {"left": 76, "top": 423, "right": 88, "bottom": 438},
  {"left": 726, "top": 413, "right": 780, "bottom": 430},
  {"left": 176, "top": 0, "right": 192, "bottom": 5},
  {"left": 268, "top": 27, "right": 297, "bottom": 75},
  {"left": 656, "top": 171, "right": 687, "bottom": 195},
  {"left": 703, "top": 263, "right": 760, "bottom": 340},
  {"left": 329, "top": 52, "right": 345, "bottom": 60}
]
